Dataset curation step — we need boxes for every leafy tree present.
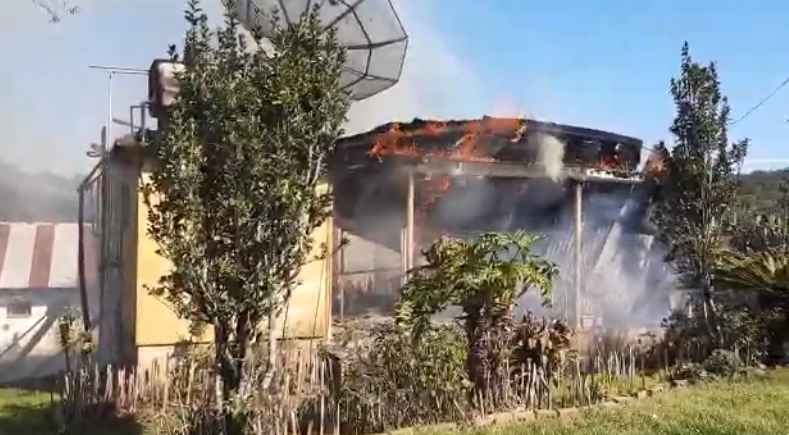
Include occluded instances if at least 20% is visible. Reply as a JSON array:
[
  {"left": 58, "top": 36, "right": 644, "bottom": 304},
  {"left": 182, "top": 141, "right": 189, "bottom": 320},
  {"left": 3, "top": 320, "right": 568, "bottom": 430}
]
[
  {"left": 653, "top": 42, "right": 748, "bottom": 346},
  {"left": 143, "top": 0, "right": 348, "bottom": 411},
  {"left": 395, "top": 231, "right": 557, "bottom": 407}
]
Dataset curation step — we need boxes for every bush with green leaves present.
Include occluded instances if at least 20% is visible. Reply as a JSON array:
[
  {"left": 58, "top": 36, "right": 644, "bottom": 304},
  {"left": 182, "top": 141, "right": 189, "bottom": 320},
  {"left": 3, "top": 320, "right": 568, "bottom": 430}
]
[
  {"left": 667, "top": 362, "right": 707, "bottom": 383},
  {"left": 510, "top": 312, "right": 573, "bottom": 381},
  {"left": 702, "top": 349, "right": 743, "bottom": 377},
  {"left": 338, "top": 323, "right": 470, "bottom": 433},
  {"left": 395, "top": 232, "right": 557, "bottom": 409},
  {"left": 662, "top": 303, "right": 775, "bottom": 364}
]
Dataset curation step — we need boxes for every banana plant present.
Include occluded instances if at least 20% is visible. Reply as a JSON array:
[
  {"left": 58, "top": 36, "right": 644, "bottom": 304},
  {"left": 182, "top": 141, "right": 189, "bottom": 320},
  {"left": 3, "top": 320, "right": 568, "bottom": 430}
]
[{"left": 395, "top": 231, "right": 558, "bottom": 406}]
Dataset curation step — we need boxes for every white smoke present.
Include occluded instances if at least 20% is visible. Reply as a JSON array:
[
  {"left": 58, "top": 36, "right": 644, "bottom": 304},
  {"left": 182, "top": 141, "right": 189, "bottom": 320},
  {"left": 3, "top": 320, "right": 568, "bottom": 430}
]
[
  {"left": 532, "top": 133, "right": 566, "bottom": 181},
  {"left": 513, "top": 190, "right": 678, "bottom": 331}
]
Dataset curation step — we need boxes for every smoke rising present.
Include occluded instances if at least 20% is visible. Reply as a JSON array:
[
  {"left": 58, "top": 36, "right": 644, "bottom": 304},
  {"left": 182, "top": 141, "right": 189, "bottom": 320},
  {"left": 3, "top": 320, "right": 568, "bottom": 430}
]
[
  {"left": 532, "top": 133, "right": 566, "bottom": 181},
  {"left": 339, "top": 133, "right": 679, "bottom": 332},
  {"left": 509, "top": 189, "right": 679, "bottom": 331}
]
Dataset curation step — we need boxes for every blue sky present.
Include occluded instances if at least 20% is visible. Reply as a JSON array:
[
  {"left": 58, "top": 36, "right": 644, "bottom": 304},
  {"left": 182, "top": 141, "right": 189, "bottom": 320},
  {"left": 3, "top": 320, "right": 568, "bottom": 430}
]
[{"left": 2, "top": 0, "right": 789, "bottom": 175}]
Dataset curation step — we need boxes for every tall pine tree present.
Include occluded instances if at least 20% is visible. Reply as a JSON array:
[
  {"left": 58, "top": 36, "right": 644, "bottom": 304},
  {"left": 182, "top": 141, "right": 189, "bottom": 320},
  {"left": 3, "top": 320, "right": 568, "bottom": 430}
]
[{"left": 654, "top": 42, "right": 748, "bottom": 345}]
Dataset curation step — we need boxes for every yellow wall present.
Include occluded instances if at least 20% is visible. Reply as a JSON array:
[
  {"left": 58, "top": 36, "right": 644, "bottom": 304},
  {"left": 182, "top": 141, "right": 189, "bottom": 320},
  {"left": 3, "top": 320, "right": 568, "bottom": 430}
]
[{"left": 132, "top": 169, "right": 333, "bottom": 347}]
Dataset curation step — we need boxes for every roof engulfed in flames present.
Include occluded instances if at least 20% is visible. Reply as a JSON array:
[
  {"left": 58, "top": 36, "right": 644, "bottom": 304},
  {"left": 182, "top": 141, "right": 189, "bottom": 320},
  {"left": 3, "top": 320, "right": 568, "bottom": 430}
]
[{"left": 367, "top": 117, "right": 528, "bottom": 163}]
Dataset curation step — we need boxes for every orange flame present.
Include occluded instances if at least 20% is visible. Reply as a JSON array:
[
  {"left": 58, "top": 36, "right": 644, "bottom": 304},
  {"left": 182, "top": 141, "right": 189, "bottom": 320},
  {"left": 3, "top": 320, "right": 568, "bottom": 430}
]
[
  {"left": 368, "top": 118, "right": 528, "bottom": 246},
  {"left": 644, "top": 151, "right": 667, "bottom": 181},
  {"left": 597, "top": 155, "right": 621, "bottom": 171},
  {"left": 368, "top": 118, "right": 527, "bottom": 163}
]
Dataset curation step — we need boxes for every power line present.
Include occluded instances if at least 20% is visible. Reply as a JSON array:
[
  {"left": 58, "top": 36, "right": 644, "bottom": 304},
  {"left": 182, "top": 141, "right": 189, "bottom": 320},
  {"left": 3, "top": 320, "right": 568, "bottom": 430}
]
[{"left": 730, "top": 75, "right": 789, "bottom": 126}]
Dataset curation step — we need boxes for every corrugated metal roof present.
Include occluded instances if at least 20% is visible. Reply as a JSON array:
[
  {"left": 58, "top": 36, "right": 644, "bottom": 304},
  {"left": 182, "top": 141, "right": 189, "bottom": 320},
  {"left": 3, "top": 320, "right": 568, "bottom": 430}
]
[{"left": 0, "top": 223, "right": 97, "bottom": 289}]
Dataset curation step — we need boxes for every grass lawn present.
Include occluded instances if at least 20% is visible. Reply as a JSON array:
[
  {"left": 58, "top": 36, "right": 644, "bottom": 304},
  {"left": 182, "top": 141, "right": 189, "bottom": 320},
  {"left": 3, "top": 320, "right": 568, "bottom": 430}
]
[
  {"left": 0, "top": 388, "right": 143, "bottom": 435},
  {"left": 1, "top": 370, "right": 788, "bottom": 435},
  {"left": 422, "top": 369, "right": 789, "bottom": 435}
]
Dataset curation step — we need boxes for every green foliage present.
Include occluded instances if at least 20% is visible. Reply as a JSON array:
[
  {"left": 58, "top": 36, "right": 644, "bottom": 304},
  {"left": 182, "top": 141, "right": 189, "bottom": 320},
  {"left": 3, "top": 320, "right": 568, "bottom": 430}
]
[
  {"left": 653, "top": 42, "right": 749, "bottom": 343},
  {"left": 702, "top": 349, "right": 742, "bottom": 377},
  {"left": 395, "top": 231, "right": 557, "bottom": 407},
  {"left": 662, "top": 302, "right": 776, "bottom": 364},
  {"left": 728, "top": 175, "right": 789, "bottom": 253},
  {"left": 728, "top": 212, "right": 789, "bottom": 254},
  {"left": 714, "top": 250, "right": 789, "bottom": 297},
  {"left": 738, "top": 169, "right": 789, "bottom": 215},
  {"left": 57, "top": 308, "right": 94, "bottom": 373},
  {"left": 338, "top": 324, "right": 470, "bottom": 433},
  {"left": 396, "top": 232, "right": 557, "bottom": 339},
  {"left": 143, "top": 0, "right": 349, "bottom": 401},
  {"left": 712, "top": 249, "right": 789, "bottom": 362},
  {"left": 510, "top": 313, "right": 573, "bottom": 379},
  {"left": 666, "top": 362, "right": 706, "bottom": 383}
]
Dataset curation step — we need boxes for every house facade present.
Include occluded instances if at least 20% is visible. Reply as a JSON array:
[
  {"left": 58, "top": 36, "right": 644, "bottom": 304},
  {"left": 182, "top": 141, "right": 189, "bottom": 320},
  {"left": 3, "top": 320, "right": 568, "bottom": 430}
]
[
  {"left": 0, "top": 222, "right": 98, "bottom": 383},
  {"left": 94, "top": 139, "right": 334, "bottom": 368}
]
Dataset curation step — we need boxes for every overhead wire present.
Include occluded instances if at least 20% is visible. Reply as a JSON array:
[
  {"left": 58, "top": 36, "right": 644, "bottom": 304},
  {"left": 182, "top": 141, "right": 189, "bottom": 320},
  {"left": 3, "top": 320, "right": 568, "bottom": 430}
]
[{"left": 730, "top": 75, "right": 789, "bottom": 126}]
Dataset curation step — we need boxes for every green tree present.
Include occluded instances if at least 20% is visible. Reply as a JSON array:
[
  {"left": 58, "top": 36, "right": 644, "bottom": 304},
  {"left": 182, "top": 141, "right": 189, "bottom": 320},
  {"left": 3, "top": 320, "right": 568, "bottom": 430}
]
[
  {"left": 653, "top": 42, "right": 748, "bottom": 346},
  {"left": 143, "top": 0, "right": 348, "bottom": 411},
  {"left": 395, "top": 231, "right": 557, "bottom": 408}
]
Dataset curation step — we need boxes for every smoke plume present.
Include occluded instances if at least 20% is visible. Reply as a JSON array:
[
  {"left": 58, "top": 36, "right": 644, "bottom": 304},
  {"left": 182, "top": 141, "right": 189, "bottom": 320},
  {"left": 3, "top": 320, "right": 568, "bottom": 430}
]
[{"left": 532, "top": 133, "right": 566, "bottom": 181}]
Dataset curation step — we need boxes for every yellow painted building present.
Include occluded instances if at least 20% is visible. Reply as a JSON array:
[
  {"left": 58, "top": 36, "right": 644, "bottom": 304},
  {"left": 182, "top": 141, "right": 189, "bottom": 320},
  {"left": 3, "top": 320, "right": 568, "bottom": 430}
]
[{"left": 95, "top": 136, "right": 333, "bottom": 367}]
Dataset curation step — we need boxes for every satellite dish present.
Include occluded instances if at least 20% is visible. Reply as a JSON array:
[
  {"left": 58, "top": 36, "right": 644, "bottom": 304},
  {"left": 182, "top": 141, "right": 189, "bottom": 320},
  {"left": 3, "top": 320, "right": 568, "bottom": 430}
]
[{"left": 235, "top": 0, "right": 408, "bottom": 101}]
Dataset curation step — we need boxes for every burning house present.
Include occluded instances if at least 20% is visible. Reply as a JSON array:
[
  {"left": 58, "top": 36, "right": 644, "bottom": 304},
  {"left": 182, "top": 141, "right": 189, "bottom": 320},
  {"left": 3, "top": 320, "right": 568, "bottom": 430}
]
[{"left": 330, "top": 117, "right": 674, "bottom": 330}]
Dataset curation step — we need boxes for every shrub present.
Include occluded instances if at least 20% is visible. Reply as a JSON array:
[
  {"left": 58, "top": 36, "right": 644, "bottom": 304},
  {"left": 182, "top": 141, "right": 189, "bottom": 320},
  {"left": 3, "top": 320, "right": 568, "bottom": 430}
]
[
  {"left": 511, "top": 313, "right": 573, "bottom": 381},
  {"left": 662, "top": 304, "right": 775, "bottom": 364},
  {"left": 702, "top": 349, "right": 743, "bottom": 377},
  {"left": 667, "top": 362, "right": 707, "bottom": 383},
  {"left": 337, "top": 323, "right": 470, "bottom": 433}
]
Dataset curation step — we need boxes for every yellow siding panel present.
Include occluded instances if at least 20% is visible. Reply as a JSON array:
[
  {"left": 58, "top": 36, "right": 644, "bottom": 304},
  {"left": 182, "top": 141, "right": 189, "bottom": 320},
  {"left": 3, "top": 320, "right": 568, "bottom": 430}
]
[
  {"left": 133, "top": 173, "right": 331, "bottom": 345},
  {"left": 276, "top": 214, "right": 332, "bottom": 338},
  {"left": 134, "top": 172, "right": 204, "bottom": 346}
]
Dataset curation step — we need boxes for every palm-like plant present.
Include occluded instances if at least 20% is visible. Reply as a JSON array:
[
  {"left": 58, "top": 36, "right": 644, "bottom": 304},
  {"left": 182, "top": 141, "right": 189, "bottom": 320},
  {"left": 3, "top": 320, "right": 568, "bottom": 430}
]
[
  {"left": 713, "top": 249, "right": 789, "bottom": 360},
  {"left": 395, "top": 231, "right": 558, "bottom": 407},
  {"left": 713, "top": 250, "right": 789, "bottom": 298}
]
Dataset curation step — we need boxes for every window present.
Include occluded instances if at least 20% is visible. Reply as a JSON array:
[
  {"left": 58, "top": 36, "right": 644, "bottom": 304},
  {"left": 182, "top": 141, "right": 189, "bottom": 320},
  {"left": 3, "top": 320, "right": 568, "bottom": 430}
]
[{"left": 6, "top": 299, "right": 32, "bottom": 318}]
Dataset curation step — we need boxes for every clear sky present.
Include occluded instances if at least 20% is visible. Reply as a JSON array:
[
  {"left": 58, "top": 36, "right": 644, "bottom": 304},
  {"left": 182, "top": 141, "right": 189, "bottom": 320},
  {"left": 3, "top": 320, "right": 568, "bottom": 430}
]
[{"left": 2, "top": 0, "right": 789, "bottom": 175}]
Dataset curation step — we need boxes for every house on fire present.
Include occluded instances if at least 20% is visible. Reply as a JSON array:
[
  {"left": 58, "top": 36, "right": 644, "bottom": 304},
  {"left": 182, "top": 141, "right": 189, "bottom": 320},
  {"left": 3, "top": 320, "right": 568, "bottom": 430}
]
[{"left": 86, "top": 61, "right": 658, "bottom": 368}]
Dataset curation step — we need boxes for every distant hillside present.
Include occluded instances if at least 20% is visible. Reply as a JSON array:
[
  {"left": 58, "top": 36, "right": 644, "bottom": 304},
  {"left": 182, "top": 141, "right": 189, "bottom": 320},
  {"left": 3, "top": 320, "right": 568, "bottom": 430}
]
[
  {"left": 739, "top": 168, "right": 789, "bottom": 214},
  {"left": 0, "top": 161, "right": 81, "bottom": 222}
]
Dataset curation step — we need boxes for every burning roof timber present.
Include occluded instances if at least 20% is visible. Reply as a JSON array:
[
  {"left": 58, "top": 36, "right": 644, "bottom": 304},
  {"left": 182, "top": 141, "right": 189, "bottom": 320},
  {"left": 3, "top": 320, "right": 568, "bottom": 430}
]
[
  {"left": 330, "top": 117, "right": 661, "bottom": 248},
  {"left": 331, "top": 117, "right": 646, "bottom": 182}
]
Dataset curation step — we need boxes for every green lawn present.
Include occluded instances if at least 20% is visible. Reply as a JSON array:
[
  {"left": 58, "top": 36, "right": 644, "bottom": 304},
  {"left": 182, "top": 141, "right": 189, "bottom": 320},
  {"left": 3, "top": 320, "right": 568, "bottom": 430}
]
[
  {"left": 421, "top": 369, "right": 789, "bottom": 435},
  {"left": 0, "top": 388, "right": 143, "bottom": 435},
  {"left": 2, "top": 370, "right": 789, "bottom": 435}
]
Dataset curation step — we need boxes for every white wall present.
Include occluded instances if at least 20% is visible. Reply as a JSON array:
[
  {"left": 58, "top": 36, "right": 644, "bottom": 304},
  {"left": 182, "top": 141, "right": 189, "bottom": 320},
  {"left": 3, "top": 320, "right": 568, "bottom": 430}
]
[{"left": 0, "top": 288, "right": 80, "bottom": 383}]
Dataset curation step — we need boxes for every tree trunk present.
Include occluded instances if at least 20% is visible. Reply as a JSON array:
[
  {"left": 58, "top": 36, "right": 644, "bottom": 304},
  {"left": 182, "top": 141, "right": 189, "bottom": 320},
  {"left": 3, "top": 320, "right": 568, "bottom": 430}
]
[
  {"left": 214, "top": 316, "right": 253, "bottom": 435},
  {"left": 700, "top": 280, "right": 724, "bottom": 349},
  {"left": 463, "top": 301, "right": 512, "bottom": 410}
]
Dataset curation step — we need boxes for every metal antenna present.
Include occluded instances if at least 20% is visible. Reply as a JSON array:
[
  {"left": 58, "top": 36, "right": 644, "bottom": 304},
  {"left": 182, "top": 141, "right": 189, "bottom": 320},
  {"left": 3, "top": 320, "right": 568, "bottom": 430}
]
[{"left": 88, "top": 65, "right": 148, "bottom": 153}]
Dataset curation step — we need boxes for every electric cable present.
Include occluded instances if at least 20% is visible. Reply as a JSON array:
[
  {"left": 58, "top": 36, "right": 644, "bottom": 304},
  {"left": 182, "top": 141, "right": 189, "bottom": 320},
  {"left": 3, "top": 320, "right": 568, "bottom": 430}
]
[{"left": 730, "top": 75, "right": 789, "bottom": 126}]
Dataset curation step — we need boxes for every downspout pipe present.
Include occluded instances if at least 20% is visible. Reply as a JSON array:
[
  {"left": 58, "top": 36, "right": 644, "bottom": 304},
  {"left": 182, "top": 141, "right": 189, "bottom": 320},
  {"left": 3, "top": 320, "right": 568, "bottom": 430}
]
[{"left": 77, "top": 160, "right": 103, "bottom": 332}]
